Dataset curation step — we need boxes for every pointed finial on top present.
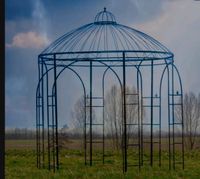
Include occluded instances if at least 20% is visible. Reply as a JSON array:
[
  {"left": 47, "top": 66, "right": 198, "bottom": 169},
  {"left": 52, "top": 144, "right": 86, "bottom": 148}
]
[{"left": 104, "top": 7, "right": 106, "bottom": 12}]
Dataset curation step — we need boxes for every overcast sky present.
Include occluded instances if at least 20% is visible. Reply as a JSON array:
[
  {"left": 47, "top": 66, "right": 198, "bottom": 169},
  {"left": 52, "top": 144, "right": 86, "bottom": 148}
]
[{"left": 5, "top": 0, "right": 200, "bottom": 129}]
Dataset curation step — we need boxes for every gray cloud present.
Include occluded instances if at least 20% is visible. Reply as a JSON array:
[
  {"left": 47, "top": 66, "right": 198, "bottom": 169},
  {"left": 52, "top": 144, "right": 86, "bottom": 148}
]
[{"left": 135, "top": 0, "right": 200, "bottom": 94}]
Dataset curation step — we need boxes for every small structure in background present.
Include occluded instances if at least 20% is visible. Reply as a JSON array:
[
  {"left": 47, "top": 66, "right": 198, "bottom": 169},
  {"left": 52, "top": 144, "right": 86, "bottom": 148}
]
[{"left": 36, "top": 8, "right": 184, "bottom": 172}]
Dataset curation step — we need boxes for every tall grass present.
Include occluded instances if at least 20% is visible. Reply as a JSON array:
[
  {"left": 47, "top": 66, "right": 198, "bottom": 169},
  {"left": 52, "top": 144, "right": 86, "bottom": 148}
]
[{"left": 5, "top": 149, "right": 200, "bottom": 178}]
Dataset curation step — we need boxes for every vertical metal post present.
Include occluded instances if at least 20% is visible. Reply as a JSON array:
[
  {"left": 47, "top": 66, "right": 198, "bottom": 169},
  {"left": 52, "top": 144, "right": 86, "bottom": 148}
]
[
  {"left": 159, "top": 84, "right": 161, "bottom": 167},
  {"left": 121, "top": 86, "right": 125, "bottom": 173},
  {"left": 171, "top": 64, "right": 175, "bottom": 170},
  {"left": 36, "top": 59, "right": 40, "bottom": 169},
  {"left": 46, "top": 65, "right": 50, "bottom": 170},
  {"left": 84, "top": 94, "right": 87, "bottom": 165},
  {"left": 141, "top": 76, "right": 144, "bottom": 166},
  {"left": 137, "top": 68, "right": 141, "bottom": 170},
  {"left": 150, "top": 60, "right": 154, "bottom": 166},
  {"left": 167, "top": 66, "right": 171, "bottom": 170},
  {"left": 122, "top": 52, "right": 127, "bottom": 172},
  {"left": 41, "top": 61, "right": 45, "bottom": 168},
  {"left": 181, "top": 92, "right": 184, "bottom": 169},
  {"left": 53, "top": 54, "right": 59, "bottom": 170},
  {"left": 36, "top": 95, "right": 39, "bottom": 168},
  {"left": 90, "top": 60, "right": 93, "bottom": 166},
  {"left": 103, "top": 83, "right": 105, "bottom": 164},
  {"left": 52, "top": 91, "right": 55, "bottom": 172},
  {"left": 38, "top": 95, "right": 40, "bottom": 169},
  {"left": 38, "top": 61, "right": 42, "bottom": 169}
]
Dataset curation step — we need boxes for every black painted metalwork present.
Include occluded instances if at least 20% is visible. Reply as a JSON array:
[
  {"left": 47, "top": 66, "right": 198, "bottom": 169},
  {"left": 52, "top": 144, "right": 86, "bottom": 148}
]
[{"left": 36, "top": 8, "right": 184, "bottom": 173}]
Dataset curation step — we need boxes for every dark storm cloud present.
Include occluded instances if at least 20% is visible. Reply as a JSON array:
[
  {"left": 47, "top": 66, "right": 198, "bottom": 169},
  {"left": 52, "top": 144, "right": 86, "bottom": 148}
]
[{"left": 5, "top": 0, "right": 33, "bottom": 20}]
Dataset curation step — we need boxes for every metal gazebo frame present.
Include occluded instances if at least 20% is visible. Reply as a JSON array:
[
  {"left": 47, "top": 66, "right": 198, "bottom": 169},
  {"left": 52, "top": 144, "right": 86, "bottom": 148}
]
[{"left": 36, "top": 8, "right": 184, "bottom": 172}]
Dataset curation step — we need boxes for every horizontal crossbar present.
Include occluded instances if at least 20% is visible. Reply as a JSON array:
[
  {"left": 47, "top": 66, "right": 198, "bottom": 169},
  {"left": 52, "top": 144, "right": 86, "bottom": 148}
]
[
  {"left": 142, "top": 96, "right": 160, "bottom": 99},
  {"left": 86, "top": 105, "right": 104, "bottom": 108},
  {"left": 143, "top": 105, "right": 160, "bottom": 108},
  {"left": 143, "top": 123, "right": 159, "bottom": 126},
  {"left": 169, "top": 103, "right": 182, "bottom": 105},
  {"left": 86, "top": 123, "right": 103, "bottom": 126},
  {"left": 169, "top": 123, "right": 182, "bottom": 125},
  {"left": 143, "top": 141, "right": 159, "bottom": 144},
  {"left": 85, "top": 96, "right": 103, "bottom": 99},
  {"left": 125, "top": 103, "right": 138, "bottom": 106},
  {"left": 126, "top": 93, "right": 138, "bottom": 96}
]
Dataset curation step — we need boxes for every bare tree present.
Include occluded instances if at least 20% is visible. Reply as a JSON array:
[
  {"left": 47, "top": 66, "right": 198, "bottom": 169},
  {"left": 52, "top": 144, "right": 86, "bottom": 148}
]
[
  {"left": 71, "top": 96, "right": 86, "bottom": 135},
  {"left": 70, "top": 95, "right": 96, "bottom": 145},
  {"left": 104, "top": 85, "right": 138, "bottom": 150},
  {"left": 175, "top": 92, "right": 200, "bottom": 150},
  {"left": 105, "top": 85, "right": 122, "bottom": 150}
]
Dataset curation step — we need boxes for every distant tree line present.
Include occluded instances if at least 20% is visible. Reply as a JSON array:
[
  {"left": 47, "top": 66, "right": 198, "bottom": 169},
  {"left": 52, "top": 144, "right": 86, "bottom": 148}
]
[{"left": 5, "top": 128, "right": 36, "bottom": 140}]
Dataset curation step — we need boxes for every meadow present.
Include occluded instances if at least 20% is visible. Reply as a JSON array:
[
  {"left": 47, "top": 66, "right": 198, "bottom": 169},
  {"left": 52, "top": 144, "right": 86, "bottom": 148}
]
[{"left": 5, "top": 139, "right": 200, "bottom": 179}]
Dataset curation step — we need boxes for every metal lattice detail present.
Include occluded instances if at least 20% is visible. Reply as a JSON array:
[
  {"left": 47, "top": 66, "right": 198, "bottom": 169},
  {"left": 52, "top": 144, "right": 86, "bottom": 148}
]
[{"left": 36, "top": 8, "right": 184, "bottom": 172}]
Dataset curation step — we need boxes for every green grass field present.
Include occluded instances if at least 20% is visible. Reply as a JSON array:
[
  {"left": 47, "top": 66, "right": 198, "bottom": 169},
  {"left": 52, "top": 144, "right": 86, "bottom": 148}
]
[{"left": 5, "top": 139, "right": 200, "bottom": 178}]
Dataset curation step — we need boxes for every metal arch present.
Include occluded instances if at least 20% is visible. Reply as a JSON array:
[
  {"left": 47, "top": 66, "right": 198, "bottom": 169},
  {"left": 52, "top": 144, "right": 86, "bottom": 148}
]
[
  {"left": 36, "top": 62, "right": 55, "bottom": 170},
  {"left": 102, "top": 65, "right": 123, "bottom": 165},
  {"left": 36, "top": 59, "right": 84, "bottom": 92},
  {"left": 50, "top": 58, "right": 125, "bottom": 168},
  {"left": 36, "top": 62, "right": 54, "bottom": 170},
  {"left": 124, "top": 60, "right": 143, "bottom": 172},
  {"left": 43, "top": 63, "right": 51, "bottom": 170},
  {"left": 36, "top": 59, "right": 80, "bottom": 169},
  {"left": 136, "top": 58, "right": 166, "bottom": 169},
  {"left": 36, "top": 57, "right": 45, "bottom": 169},
  {"left": 159, "top": 63, "right": 170, "bottom": 168},
  {"left": 102, "top": 66, "right": 123, "bottom": 89},
  {"left": 85, "top": 59, "right": 123, "bottom": 166},
  {"left": 122, "top": 60, "right": 144, "bottom": 172},
  {"left": 159, "top": 62, "right": 184, "bottom": 170},
  {"left": 36, "top": 58, "right": 87, "bottom": 171},
  {"left": 157, "top": 58, "right": 172, "bottom": 167},
  {"left": 174, "top": 64, "right": 184, "bottom": 170},
  {"left": 171, "top": 63, "right": 184, "bottom": 170},
  {"left": 135, "top": 64, "right": 143, "bottom": 169},
  {"left": 51, "top": 66, "right": 86, "bottom": 100},
  {"left": 50, "top": 63, "right": 87, "bottom": 171},
  {"left": 171, "top": 64, "right": 183, "bottom": 96}
]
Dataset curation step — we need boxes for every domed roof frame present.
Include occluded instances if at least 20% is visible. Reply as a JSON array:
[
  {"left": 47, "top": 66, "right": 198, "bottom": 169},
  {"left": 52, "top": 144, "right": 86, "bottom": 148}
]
[{"left": 36, "top": 8, "right": 184, "bottom": 173}]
